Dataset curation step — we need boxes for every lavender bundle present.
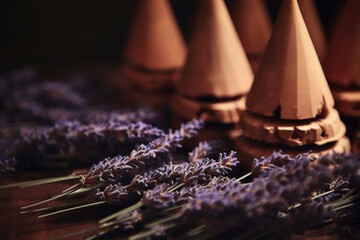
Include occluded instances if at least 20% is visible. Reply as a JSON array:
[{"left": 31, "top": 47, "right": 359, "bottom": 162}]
[
  {"left": 87, "top": 151, "right": 238, "bottom": 208},
  {"left": 111, "top": 152, "right": 359, "bottom": 240},
  {"left": 19, "top": 119, "right": 203, "bottom": 212},
  {"left": 4, "top": 120, "right": 164, "bottom": 167},
  {"left": 0, "top": 68, "right": 87, "bottom": 123}
]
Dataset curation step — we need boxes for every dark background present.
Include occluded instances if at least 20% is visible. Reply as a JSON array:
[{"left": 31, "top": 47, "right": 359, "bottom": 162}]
[{"left": 0, "top": 0, "right": 342, "bottom": 74}]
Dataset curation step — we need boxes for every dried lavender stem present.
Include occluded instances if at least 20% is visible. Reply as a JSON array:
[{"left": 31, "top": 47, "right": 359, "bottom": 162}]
[
  {"left": 38, "top": 201, "right": 106, "bottom": 218},
  {"left": 21, "top": 184, "right": 82, "bottom": 209},
  {"left": 129, "top": 223, "right": 177, "bottom": 240},
  {"left": 0, "top": 175, "right": 80, "bottom": 190},
  {"left": 237, "top": 172, "right": 252, "bottom": 181},
  {"left": 20, "top": 200, "right": 86, "bottom": 214}
]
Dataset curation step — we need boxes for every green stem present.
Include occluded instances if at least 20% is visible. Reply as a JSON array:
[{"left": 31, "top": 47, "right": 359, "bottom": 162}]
[
  {"left": 169, "top": 183, "right": 184, "bottom": 192},
  {"left": 129, "top": 223, "right": 176, "bottom": 240},
  {"left": 20, "top": 200, "right": 86, "bottom": 214},
  {"left": 237, "top": 172, "right": 252, "bottom": 182},
  {"left": 38, "top": 201, "right": 106, "bottom": 218},
  {"left": 0, "top": 175, "right": 80, "bottom": 190},
  {"left": 21, "top": 184, "right": 82, "bottom": 210},
  {"left": 145, "top": 212, "right": 181, "bottom": 228}
]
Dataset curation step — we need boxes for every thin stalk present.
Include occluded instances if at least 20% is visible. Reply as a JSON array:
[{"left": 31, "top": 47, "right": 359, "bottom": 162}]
[
  {"left": 20, "top": 200, "right": 86, "bottom": 214},
  {"left": 163, "top": 205, "right": 182, "bottom": 212},
  {"left": 0, "top": 175, "right": 80, "bottom": 190},
  {"left": 129, "top": 223, "right": 176, "bottom": 240},
  {"left": 290, "top": 189, "right": 336, "bottom": 210},
  {"left": 332, "top": 203, "right": 356, "bottom": 212},
  {"left": 145, "top": 212, "right": 181, "bottom": 228},
  {"left": 21, "top": 184, "right": 82, "bottom": 210},
  {"left": 186, "top": 225, "right": 205, "bottom": 237},
  {"left": 38, "top": 201, "right": 106, "bottom": 218},
  {"left": 62, "top": 182, "right": 83, "bottom": 193},
  {"left": 169, "top": 183, "right": 184, "bottom": 192},
  {"left": 99, "top": 201, "right": 143, "bottom": 224},
  {"left": 237, "top": 172, "right": 252, "bottom": 182}
]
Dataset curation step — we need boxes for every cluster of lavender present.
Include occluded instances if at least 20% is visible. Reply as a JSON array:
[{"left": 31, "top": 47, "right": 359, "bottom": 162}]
[
  {"left": 88, "top": 152, "right": 359, "bottom": 240},
  {"left": 0, "top": 68, "right": 163, "bottom": 171},
  {"left": 18, "top": 120, "right": 207, "bottom": 215},
  {"left": 0, "top": 67, "right": 87, "bottom": 123},
  {"left": 5, "top": 120, "right": 164, "bottom": 167},
  {"left": 90, "top": 151, "right": 237, "bottom": 205},
  {"left": 80, "top": 119, "right": 204, "bottom": 186}
]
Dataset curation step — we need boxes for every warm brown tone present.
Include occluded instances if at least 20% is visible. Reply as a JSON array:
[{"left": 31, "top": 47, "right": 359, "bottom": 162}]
[
  {"left": 299, "top": 0, "right": 327, "bottom": 61},
  {"left": 172, "top": 0, "right": 253, "bottom": 141},
  {"left": 120, "top": 0, "right": 186, "bottom": 108},
  {"left": 246, "top": 0, "right": 334, "bottom": 120},
  {"left": 230, "top": 0, "right": 272, "bottom": 72},
  {"left": 324, "top": 0, "right": 360, "bottom": 117},
  {"left": 123, "top": 0, "right": 186, "bottom": 70},
  {"left": 177, "top": 0, "right": 253, "bottom": 100},
  {"left": 240, "top": 109, "right": 345, "bottom": 147},
  {"left": 325, "top": 0, "right": 360, "bottom": 87},
  {"left": 235, "top": 0, "right": 350, "bottom": 169}
]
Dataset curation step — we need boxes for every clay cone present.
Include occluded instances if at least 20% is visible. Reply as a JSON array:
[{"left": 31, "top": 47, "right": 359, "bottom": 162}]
[
  {"left": 299, "top": 0, "right": 327, "bottom": 61},
  {"left": 324, "top": 0, "right": 360, "bottom": 117},
  {"left": 172, "top": 0, "right": 253, "bottom": 141},
  {"left": 230, "top": 0, "right": 272, "bottom": 72},
  {"left": 177, "top": 0, "right": 253, "bottom": 100},
  {"left": 246, "top": 0, "right": 334, "bottom": 120},
  {"left": 235, "top": 0, "right": 350, "bottom": 169},
  {"left": 123, "top": 0, "right": 186, "bottom": 70},
  {"left": 120, "top": 0, "right": 187, "bottom": 109}
]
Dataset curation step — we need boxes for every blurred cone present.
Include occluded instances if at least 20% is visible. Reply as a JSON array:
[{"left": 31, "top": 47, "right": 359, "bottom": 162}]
[
  {"left": 120, "top": 0, "right": 187, "bottom": 109},
  {"left": 324, "top": 0, "right": 360, "bottom": 117},
  {"left": 299, "top": 0, "right": 327, "bottom": 62},
  {"left": 230, "top": 0, "right": 272, "bottom": 72}
]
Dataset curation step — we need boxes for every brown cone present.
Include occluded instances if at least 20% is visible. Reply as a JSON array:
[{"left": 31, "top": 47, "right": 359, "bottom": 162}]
[
  {"left": 299, "top": 0, "right": 327, "bottom": 62},
  {"left": 123, "top": 0, "right": 187, "bottom": 70},
  {"left": 325, "top": 0, "right": 360, "bottom": 87},
  {"left": 178, "top": 0, "right": 253, "bottom": 100},
  {"left": 235, "top": 0, "right": 349, "bottom": 169},
  {"left": 230, "top": 0, "right": 272, "bottom": 72},
  {"left": 246, "top": 0, "right": 334, "bottom": 120}
]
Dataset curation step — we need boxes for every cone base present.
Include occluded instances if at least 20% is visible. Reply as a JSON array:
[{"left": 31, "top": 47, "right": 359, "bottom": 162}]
[
  {"left": 240, "top": 109, "right": 346, "bottom": 147},
  {"left": 331, "top": 87, "right": 360, "bottom": 117},
  {"left": 233, "top": 136, "right": 351, "bottom": 170},
  {"left": 120, "top": 63, "right": 181, "bottom": 109},
  {"left": 172, "top": 95, "right": 246, "bottom": 124},
  {"left": 120, "top": 63, "right": 181, "bottom": 92}
]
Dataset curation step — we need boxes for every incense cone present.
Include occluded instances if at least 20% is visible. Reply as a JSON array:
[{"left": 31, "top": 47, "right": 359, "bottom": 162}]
[
  {"left": 299, "top": 0, "right": 327, "bottom": 62},
  {"left": 324, "top": 0, "right": 360, "bottom": 118},
  {"left": 120, "top": 0, "right": 187, "bottom": 109},
  {"left": 172, "top": 0, "right": 253, "bottom": 141},
  {"left": 230, "top": 0, "right": 272, "bottom": 73},
  {"left": 234, "top": 0, "right": 350, "bottom": 169}
]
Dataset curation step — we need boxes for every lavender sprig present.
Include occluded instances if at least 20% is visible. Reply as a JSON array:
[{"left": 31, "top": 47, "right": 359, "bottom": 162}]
[
  {"left": 80, "top": 119, "right": 203, "bottom": 185},
  {"left": 188, "top": 140, "right": 223, "bottom": 164}
]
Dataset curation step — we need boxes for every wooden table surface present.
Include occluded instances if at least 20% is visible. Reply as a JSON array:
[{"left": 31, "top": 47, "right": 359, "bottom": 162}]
[{"left": 0, "top": 170, "right": 112, "bottom": 240}]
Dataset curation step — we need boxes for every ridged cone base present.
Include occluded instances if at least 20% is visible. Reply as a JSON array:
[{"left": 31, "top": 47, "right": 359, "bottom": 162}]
[
  {"left": 172, "top": 95, "right": 246, "bottom": 124},
  {"left": 240, "top": 109, "right": 346, "bottom": 147}
]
